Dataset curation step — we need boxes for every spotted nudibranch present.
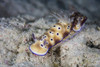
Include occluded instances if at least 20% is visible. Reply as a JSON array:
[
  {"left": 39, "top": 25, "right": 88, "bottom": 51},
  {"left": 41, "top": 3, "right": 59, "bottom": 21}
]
[{"left": 29, "top": 11, "right": 87, "bottom": 56}]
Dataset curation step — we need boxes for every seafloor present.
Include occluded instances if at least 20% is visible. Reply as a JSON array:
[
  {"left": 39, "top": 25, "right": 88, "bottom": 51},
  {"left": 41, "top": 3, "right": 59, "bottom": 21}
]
[{"left": 0, "top": 0, "right": 100, "bottom": 67}]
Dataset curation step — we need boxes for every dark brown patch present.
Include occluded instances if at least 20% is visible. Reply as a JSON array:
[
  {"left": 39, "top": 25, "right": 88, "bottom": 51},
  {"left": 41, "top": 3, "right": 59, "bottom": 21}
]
[
  {"left": 47, "top": 43, "right": 53, "bottom": 48},
  {"left": 55, "top": 39, "right": 61, "bottom": 45},
  {"left": 72, "top": 18, "right": 78, "bottom": 30},
  {"left": 70, "top": 12, "right": 80, "bottom": 28},
  {"left": 70, "top": 11, "right": 87, "bottom": 28},
  {"left": 63, "top": 32, "right": 69, "bottom": 38}
]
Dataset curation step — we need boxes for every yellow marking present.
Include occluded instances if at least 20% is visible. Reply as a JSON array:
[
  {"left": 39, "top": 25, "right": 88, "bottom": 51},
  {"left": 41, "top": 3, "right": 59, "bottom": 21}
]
[{"left": 30, "top": 41, "right": 48, "bottom": 55}]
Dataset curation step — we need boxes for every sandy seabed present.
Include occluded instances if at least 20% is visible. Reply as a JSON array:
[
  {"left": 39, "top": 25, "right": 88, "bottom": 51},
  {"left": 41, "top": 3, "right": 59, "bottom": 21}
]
[{"left": 0, "top": 14, "right": 100, "bottom": 67}]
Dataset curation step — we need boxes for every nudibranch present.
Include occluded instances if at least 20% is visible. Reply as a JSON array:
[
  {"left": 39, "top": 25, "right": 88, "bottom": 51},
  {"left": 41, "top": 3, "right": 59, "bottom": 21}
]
[{"left": 29, "top": 11, "right": 87, "bottom": 56}]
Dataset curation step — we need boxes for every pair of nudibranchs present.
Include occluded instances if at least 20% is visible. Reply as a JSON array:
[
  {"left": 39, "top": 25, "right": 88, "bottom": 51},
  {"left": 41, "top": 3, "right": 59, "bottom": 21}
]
[{"left": 29, "top": 11, "right": 87, "bottom": 56}]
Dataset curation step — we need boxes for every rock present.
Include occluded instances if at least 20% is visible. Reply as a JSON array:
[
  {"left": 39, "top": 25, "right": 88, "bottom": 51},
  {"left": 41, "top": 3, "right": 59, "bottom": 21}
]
[{"left": 0, "top": 0, "right": 100, "bottom": 22}]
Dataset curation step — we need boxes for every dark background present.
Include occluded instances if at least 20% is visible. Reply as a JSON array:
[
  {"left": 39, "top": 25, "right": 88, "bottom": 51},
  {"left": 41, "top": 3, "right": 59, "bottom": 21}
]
[{"left": 0, "top": 0, "right": 100, "bottom": 22}]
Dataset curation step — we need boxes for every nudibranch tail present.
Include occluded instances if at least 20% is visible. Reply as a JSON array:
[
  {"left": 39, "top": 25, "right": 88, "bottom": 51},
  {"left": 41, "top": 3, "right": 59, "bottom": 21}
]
[
  {"left": 71, "top": 12, "right": 87, "bottom": 32},
  {"left": 29, "top": 11, "right": 87, "bottom": 56}
]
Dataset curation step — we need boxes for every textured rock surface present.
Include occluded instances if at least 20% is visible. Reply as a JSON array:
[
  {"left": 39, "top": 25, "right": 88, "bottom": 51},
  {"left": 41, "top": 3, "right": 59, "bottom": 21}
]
[{"left": 0, "top": 0, "right": 100, "bottom": 67}]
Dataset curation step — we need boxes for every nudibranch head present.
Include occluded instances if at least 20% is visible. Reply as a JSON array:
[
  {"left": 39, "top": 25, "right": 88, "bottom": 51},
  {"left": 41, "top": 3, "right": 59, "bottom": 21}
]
[
  {"left": 72, "top": 12, "right": 87, "bottom": 31},
  {"left": 29, "top": 40, "right": 49, "bottom": 56}
]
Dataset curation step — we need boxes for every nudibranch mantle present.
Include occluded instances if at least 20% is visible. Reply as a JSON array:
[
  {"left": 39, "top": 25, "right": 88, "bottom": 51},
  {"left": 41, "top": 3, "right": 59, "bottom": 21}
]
[{"left": 29, "top": 11, "right": 87, "bottom": 56}]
